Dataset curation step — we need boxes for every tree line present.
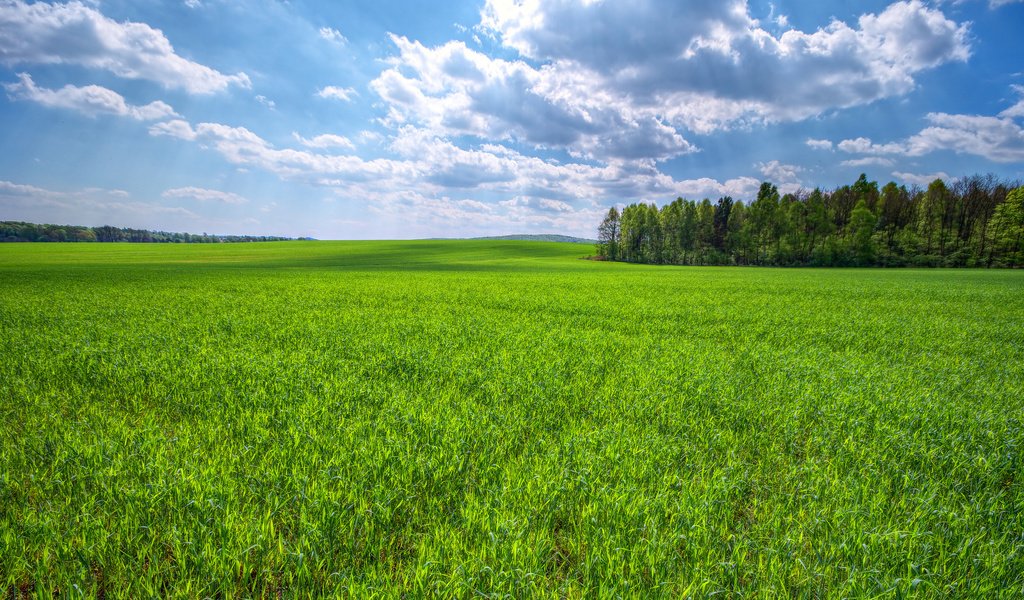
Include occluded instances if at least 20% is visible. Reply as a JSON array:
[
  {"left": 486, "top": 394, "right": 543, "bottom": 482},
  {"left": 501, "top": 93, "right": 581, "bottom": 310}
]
[
  {"left": 0, "top": 221, "right": 299, "bottom": 243},
  {"left": 597, "top": 174, "right": 1024, "bottom": 267}
]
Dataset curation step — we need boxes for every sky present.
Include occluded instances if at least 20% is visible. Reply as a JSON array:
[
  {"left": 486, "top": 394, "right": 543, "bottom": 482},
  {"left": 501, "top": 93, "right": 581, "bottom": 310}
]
[{"left": 1, "top": 0, "right": 1023, "bottom": 239}]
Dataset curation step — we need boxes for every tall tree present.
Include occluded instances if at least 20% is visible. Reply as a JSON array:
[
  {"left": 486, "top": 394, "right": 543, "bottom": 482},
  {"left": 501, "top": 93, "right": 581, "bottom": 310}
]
[
  {"left": 595, "top": 174, "right": 1020, "bottom": 268},
  {"left": 712, "top": 197, "right": 733, "bottom": 252},
  {"left": 848, "top": 200, "right": 878, "bottom": 266},
  {"left": 596, "top": 206, "right": 621, "bottom": 260},
  {"left": 987, "top": 186, "right": 1024, "bottom": 267},
  {"left": 917, "top": 179, "right": 948, "bottom": 257},
  {"left": 746, "top": 182, "right": 780, "bottom": 265}
]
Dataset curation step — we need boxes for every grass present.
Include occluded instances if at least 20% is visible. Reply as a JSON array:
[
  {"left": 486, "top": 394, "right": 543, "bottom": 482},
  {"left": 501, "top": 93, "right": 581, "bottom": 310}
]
[{"left": 1, "top": 240, "right": 1022, "bottom": 597}]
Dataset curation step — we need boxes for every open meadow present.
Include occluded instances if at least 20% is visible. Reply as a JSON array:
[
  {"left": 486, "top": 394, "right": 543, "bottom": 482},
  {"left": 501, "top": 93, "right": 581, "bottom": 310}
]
[{"left": 1, "top": 241, "right": 1022, "bottom": 597}]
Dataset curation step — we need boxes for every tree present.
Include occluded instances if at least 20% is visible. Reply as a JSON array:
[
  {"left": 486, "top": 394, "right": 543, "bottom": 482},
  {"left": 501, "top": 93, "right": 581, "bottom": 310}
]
[
  {"left": 917, "top": 179, "right": 948, "bottom": 258},
  {"left": 592, "top": 173, "right": 1021, "bottom": 269},
  {"left": 852, "top": 173, "right": 880, "bottom": 213},
  {"left": 596, "top": 207, "right": 621, "bottom": 260},
  {"left": 726, "top": 201, "right": 750, "bottom": 264},
  {"left": 695, "top": 199, "right": 715, "bottom": 264},
  {"left": 988, "top": 186, "right": 1024, "bottom": 267},
  {"left": 712, "top": 197, "right": 733, "bottom": 252},
  {"left": 660, "top": 199, "right": 685, "bottom": 264},
  {"left": 619, "top": 203, "right": 662, "bottom": 263},
  {"left": 848, "top": 200, "right": 878, "bottom": 266},
  {"left": 746, "top": 182, "right": 780, "bottom": 264},
  {"left": 803, "top": 188, "right": 832, "bottom": 261}
]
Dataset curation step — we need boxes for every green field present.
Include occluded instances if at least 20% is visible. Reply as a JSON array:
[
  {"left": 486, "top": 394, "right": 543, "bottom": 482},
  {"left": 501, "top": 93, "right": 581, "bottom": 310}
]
[{"left": 1, "top": 241, "right": 1022, "bottom": 597}]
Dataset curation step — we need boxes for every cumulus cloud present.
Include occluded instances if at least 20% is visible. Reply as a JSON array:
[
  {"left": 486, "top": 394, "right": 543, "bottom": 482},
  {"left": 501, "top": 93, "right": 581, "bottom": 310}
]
[
  {"left": 149, "top": 119, "right": 197, "bottom": 140},
  {"left": 317, "top": 85, "right": 356, "bottom": 101},
  {"left": 841, "top": 157, "right": 896, "bottom": 167},
  {"left": 149, "top": 119, "right": 416, "bottom": 182},
  {"left": 891, "top": 171, "right": 950, "bottom": 186},
  {"left": 4, "top": 73, "right": 178, "bottom": 120},
  {"left": 371, "top": 1, "right": 969, "bottom": 161},
  {"left": 1000, "top": 85, "right": 1024, "bottom": 119},
  {"left": 372, "top": 35, "right": 695, "bottom": 161},
  {"left": 0, "top": 0, "right": 250, "bottom": 94},
  {"left": 904, "top": 113, "right": 1024, "bottom": 162},
  {"left": 757, "top": 160, "right": 803, "bottom": 193},
  {"left": 148, "top": 117, "right": 765, "bottom": 237},
  {"left": 293, "top": 133, "right": 356, "bottom": 151},
  {"left": 162, "top": 187, "right": 248, "bottom": 204},
  {"left": 835, "top": 109, "right": 1024, "bottom": 163},
  {"left": 758, "top": 160, "right": 802, "bottom": 183},
  {"left": 837, "top": 137, "right": 905, "bottom": 155},
  {"left": 806, "top": 138, "right": 834, "bottom": 151}
]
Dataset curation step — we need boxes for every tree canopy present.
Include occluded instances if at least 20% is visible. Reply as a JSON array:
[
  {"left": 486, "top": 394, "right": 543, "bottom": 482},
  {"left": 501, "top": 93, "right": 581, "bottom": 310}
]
[
  {"left": 596, "top": 174, "right": 1023, "bottom": 268},
  {"left": 0, "top": 222, "right": 296, "bottom": 244}
]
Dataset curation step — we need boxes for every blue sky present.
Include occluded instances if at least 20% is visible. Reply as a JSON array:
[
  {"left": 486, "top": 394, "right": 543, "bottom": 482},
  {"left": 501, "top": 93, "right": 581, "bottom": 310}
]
[{"left": 1, "top": 0, "right": 1023, "bottom": 239}]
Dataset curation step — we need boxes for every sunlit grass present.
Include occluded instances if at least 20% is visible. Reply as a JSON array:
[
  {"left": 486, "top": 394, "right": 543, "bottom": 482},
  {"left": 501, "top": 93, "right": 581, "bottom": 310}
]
[{"left": 1, "top": 241, "right": 1022, "bottom": 597}]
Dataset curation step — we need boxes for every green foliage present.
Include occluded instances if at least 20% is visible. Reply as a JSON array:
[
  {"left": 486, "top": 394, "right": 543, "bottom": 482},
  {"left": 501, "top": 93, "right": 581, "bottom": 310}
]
[
  {"left": 596, "top": 207, "right": 621, "bottom": 260},
  {"left": 0, "top": 221, "right": 294, "bottom": 243},
  {"left": 1, "top": 241, "right": 1023, "bottom": 597},
  {"left": 988, "top": 187, "right": 1024, "bottom": 267},
  {"left": 597, "top": 176, "right": 1024, "bottom": 268},
  {"left": 848, "top": 199, "right": 878, "bottom": 266}
]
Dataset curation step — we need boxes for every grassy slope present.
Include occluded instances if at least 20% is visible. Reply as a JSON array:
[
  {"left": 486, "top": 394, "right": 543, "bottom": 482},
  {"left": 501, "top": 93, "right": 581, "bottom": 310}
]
[{"left": 1, "top": 241, "right": 1022, "bottom": 597}]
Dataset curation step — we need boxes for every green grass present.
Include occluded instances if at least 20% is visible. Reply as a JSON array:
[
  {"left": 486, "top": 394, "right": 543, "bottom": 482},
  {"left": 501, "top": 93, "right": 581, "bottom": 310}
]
[{"left": 1, "top": 240, "right": 1022, "bottom": 597}]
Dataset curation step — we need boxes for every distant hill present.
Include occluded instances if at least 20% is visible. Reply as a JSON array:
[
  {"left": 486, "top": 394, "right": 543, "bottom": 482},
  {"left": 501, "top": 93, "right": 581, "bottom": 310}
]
[{"left": 469, "top": 234, "right": 597, "bottom": 244}]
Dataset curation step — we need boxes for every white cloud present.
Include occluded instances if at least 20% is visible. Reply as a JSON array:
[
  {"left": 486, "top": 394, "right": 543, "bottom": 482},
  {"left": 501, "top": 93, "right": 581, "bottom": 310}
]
[
  {"left": 758, "top": 160, "right": 802, "bottom": 183},
  {"left": 836, "top": 109, "right": 1024, "bottom": 163},
  {"left": 371, "top": 35, "right": 695, "bottom": 161},
  {"left": 891, "top": 171, "right": 950, "bottom": 186},
  {"left": 837, "top": 137, "right": 906, "bottom": 155},
  {"left": 357, "top": 130, "right": 384, "bottom": 145},
  {"left": 0, "top": 179, "right": 202, "bottom": 222},
  {"left": 317, "top": 85, "right": 356, "bottom": 102},
  {"left": 903, "top": 113, "right": 1024, "bottom": 162},
  {"left": 464, "top": 0, "right": 971, "bottom": 141},
  {"left": 149, "top": 119, "right": 197, "bottom": 140},
  {"left": 0, "top": 0, "right": 250, "bottom": 94},
  {"left": 673, "top": 176, "right": 762, "bottom": 200},
  {"left": 1000, "top": 85, "right": 1024, "bottom": 119},
  {"left": 4, "top": 73, "right": 178, "bottom": 120},
  {"left": 842, "top": 157, "right": 896, "bottom": 167},
  {"left": 149, "top": 119, "right": 414, "bottom": 182},
  {"left": 370, "top": 1, "right": 970, "bottom": 161},
  {"left": 806, "top": 138, "right": 834, "bottom": 151},
  {"left": 0, "top": 179, "right": 55, "bottom": 198},
  {"left": 162, "top": 187, "right": 249, "bottom": 204},
  {"left": 757, "top": 160, "right": 803, "bottom": 193},
  {"left": 319, "top": 27, "right": 347, "bottom": 44},
  {"left": 538, "top": 198, "right": 573, "bottom": 212},
  {"left": 184, "top": 0, "right": 201, "bottom": 8},
  {"left": 147, "top": 117, "right": 767, "bottom": 237},
  {"left": 293, "top": 133, "right": 356, "bottom": 151},
  {"left": 829, "top": 87, "right": 1024, "bottom": 164},
  {"left": 255, "top": 94, "right": 276, "bottom": 109}
]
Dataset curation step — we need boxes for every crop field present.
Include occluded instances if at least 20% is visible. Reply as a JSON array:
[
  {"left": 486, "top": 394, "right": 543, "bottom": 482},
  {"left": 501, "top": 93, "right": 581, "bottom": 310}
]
[{"left": 1, "top": 240, "right": 1022, "bottom": 597}]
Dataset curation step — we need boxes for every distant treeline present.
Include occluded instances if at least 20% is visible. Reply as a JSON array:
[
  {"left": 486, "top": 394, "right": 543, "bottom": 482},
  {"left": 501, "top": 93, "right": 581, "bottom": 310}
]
[
  {"left": 597, "top": 174, "right": 1024, "bottom": 268},
  {"left": 1, "top": 221, "right": 298, "bottom": 243}
]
